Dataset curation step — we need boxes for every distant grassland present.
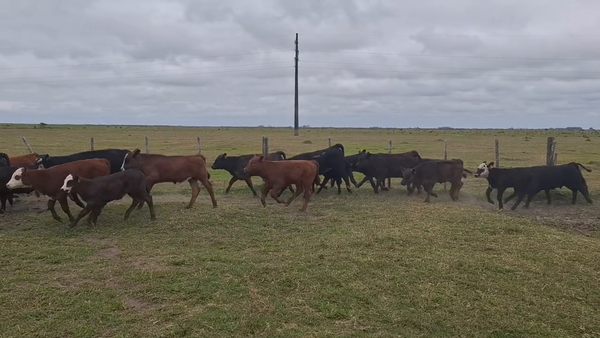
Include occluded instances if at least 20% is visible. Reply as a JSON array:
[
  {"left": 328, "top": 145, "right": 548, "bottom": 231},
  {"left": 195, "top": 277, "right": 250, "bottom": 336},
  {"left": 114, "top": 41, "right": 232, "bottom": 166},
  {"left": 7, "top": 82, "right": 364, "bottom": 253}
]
[{"left": 0, "top": 124, "right": 599, "bottom": 337}]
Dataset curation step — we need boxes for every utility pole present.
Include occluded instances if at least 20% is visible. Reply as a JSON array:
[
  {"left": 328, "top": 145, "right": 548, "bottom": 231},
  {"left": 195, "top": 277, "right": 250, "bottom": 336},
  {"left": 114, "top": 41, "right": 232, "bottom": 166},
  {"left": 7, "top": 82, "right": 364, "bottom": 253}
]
[{"left": 294, "top": 33, "right": 299, "bottom": 136}]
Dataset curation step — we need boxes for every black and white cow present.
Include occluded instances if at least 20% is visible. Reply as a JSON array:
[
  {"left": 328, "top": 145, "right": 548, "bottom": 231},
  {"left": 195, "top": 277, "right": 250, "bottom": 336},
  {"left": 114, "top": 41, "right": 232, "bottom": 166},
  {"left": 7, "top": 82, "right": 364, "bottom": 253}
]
[{"left": 474, "top": 161, "right": 593, "bottom": 210}]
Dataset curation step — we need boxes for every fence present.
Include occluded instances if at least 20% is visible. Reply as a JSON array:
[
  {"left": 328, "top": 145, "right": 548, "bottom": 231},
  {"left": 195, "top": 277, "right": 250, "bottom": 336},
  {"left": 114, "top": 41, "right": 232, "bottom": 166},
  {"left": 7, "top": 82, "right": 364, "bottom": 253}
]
[{"left": 18, "top": 135, "right": 559, "bottom": 188}]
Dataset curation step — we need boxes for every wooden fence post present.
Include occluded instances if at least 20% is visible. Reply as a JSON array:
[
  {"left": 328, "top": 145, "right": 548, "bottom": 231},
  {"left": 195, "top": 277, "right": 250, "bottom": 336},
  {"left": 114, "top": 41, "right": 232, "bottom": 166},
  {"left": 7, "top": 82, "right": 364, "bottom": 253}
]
[
  {"left": 387, "top": 140, "right": 392, "bottom": 188},
  {"left": 22, "top": 137, "right": 34, "bottom": 154},
  {"left": 90, "top": 137, "right": 95, "bottom": 151},
  {"left": 145, "top": 136, "right": 149, "bottom": 154},
  {"left": 262, "top": 136, "right": 269, "bottom": 156},
  {"left": 546, "top": 137, "right": 556, "bottom": 165},
  {"left": 443, "top": 140, "right": 448, "bottom": 190},
  {"left": 197, "top": 137, "right": 202, "bottom": 154},
  {"left": 494, "top": 139, "right": 500, "bottom": 168},
  {"left": 328, "top": 137, "right": 332, "bottom": 147}
]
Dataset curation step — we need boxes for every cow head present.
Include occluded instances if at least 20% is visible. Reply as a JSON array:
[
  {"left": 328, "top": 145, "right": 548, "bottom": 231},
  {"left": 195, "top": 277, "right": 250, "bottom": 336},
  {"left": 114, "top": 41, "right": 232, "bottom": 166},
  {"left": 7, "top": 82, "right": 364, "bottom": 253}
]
[
  {"left": 474, "top": 161, "right": 494, "bottom": 178},
  {"left": 60, "top": 174, "right": 79, "bottom": 193},
  {"left": 6, "top": 167, "right": 32, "bottom": 189},
  {"left": 353, "top": 151, "right": 371, "bottom": 171},
  {"left": 211, "top": 153, "right": 228, "bottom": 170},
  {"left": 35, "top": 154, "right": 50, "bottom": 169},
  {"left": 121, "top": 149, "right": 141, "bottom": 171},
  {"left": 243, "top": 155, "right": 264, "bottom": 174},
  {"left": 400, "top": 167, "right": 416, "bottom": 186}
]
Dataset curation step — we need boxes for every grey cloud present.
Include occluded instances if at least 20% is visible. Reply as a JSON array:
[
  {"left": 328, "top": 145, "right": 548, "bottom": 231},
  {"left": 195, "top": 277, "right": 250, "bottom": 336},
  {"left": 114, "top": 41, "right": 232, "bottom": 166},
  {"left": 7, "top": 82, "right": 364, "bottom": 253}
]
[{"left": 0, "top": 0, "right": 599, "bottom": 128}]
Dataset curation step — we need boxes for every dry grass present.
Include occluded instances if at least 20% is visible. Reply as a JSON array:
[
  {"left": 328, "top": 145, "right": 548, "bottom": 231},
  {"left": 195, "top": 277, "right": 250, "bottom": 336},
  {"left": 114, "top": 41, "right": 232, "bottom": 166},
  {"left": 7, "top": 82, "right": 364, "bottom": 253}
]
[{"left": 0, "top": 125, "right": 599, "bottom": 337}]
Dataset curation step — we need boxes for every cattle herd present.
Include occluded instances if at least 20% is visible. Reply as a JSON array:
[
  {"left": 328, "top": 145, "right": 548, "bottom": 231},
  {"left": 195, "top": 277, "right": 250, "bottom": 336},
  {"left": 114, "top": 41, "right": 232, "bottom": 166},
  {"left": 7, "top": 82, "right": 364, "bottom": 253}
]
[{"left": 0, "top": 142, "right": 594, "bottom": 227}]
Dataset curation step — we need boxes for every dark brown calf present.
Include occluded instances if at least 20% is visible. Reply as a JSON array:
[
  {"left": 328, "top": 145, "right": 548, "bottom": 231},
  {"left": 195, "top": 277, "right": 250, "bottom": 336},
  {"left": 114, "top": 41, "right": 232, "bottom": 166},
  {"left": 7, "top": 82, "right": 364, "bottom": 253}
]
[
  {"left": 6, "top": 159, "right": 111, "bottom": 222},
  {"left": 401, "top": 159, "right": 470, "bottom": 202},
  {"left": 60, "top": 169, "right": 156, "bottom": 227},
  {"left": 9, "top": 153, "right": 39, "bottom": 166},
  {"left": 243, "top": 156, "right": 319, "bottom": 211},
  {"left": 122, "top": 149, "right": 217, "bottom": 209}
]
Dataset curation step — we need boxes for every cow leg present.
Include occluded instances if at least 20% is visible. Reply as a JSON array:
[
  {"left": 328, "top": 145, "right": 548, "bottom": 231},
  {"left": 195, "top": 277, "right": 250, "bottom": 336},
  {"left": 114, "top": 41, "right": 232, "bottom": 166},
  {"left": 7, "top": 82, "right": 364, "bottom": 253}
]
[
  {"left": 136, "top": 179, "right": 156, "bottom": 210},
  {"left": 300, "top": 181, "right": 313, "bottom": 211},
  {"left": 125, "top": 197, "right": 140, "bottom": 220},
  {"left": 260, "top": 183, "right": 271, "bottom": 207},
  {"left": 373, "top": 178, "right": 383, "bottom": 194},
  {"left": 270, "top": 184, "right": 287, "bottom": 204},
  {"left": 285, "top": 185, "right": 304, "bottom": 206},
  {"left": 523, "top": 193, "right": 535, "bottom": 208},
  {"left": 225, "top": 177, "right": 238, "bottom": 194},
  {"left": 0, "top": 194, "right": 6, "bottom": 214},
  {"left": 423, "top": 183, "right": 435, "bottom": 203},
  {"left": 87, "top": 207, "right": 101, "bottom": 225},
  {"left": 545, "top": 189, "right": 552, "bottom": 204},
  {"left": 7, "top": 194, "right": 14, "bottom": 206},
  {"left": 578, "top": 183, "right": 593, "bottom": 204},
  {"left": 496, "top": 188, "right": 508, "bottom": 209},
  {"left": 510, "top": 193, "right": 526, "bottom": 210},
  {"left": 69, "top": 191, "right": 85, "bottom": 209},
  {"left": 57, "top": 195, "right": 75, "bottom": 222},
  {"left": 185, "top": 178, "right": 201, "bottom": 209},
  {"left": 348, "top": 172, "right": 358, "bottom": 187},
  {"left": 355, "top": 176, "right": 370, "bottom": 189},
  {"left": 70, "top": 205, "right": 94, "bottom": 228},
  {"left": 316, "top": 177, "right": 330, "bottom": 194},
  {"left": 47, "top": 199, "right": 63, "bottom": 222},
  {"left": 342, "top": 175, "right": 352, "bottom": 194},
  {"left": 570, "top": 189, "right": 578, "bottom": 205},
  {"left": 144, "top": 194, "right": 156, "bottom": 220},
  {"left": 503, "top": 190, "right": 518, "bottom": 204},
  {"left": 242, "top": 178, "right": 258, "bottom": 197},
  {"left": 198, "top": 176, "right": 218, "bottom": 208},
  {"left": 449, "top": 183, "right": 460, "bottom": 201}
]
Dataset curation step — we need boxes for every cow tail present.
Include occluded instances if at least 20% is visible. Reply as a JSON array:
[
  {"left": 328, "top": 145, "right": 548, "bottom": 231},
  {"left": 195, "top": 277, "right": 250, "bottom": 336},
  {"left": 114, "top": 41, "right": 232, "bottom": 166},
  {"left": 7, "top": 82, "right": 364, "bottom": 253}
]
[{"left": 575, "top": 163, "right": 592, "bottom": 172}]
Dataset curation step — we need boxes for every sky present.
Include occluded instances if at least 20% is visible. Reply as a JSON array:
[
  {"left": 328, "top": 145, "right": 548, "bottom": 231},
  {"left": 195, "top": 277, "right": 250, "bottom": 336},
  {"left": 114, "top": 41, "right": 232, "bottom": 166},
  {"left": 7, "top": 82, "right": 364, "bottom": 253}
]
[{"left": 1, "top": 0, "right": 599, "bottom": 129}]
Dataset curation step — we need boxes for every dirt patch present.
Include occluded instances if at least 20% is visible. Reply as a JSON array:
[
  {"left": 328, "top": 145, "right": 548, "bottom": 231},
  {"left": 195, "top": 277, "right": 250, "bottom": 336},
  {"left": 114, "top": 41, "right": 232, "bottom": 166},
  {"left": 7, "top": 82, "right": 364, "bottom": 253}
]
[
  {"left": 461, "top": 193, "right": 599, "bottom": 236},
  {"left": 97, "top": 246, "right": 122, "bottom": 258},
  {"left": 124, "top": 297, "right": 150, "bottom": 311}
]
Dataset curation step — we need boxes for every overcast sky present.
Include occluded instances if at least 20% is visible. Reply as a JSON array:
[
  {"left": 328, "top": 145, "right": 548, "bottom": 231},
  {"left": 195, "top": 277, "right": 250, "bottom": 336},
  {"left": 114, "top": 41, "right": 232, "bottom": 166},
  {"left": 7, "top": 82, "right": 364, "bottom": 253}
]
[{"left": 1, "top": 0, "right": 599, "bottom": 128}]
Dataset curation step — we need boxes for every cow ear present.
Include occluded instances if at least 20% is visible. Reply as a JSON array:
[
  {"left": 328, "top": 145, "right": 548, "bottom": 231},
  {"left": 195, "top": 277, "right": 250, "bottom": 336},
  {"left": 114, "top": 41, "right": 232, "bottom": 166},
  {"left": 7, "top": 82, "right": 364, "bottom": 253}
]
[
  {"left": 411, "top": 168, "right": 416, "bottom": 174},
  {"left": 482, "top": 161, "right": 487, "bottom": 164},
  {"left": 44, "top": 154, "right": 50, "bottom": 160},
  {"left": 488, "top": 162, "right": 495, "bottom": 168},
  {"left": 132, "top": 149, "right": 141, "bottom": 157},
  {"left": 72, "top": 174, "right": 80, "bottom": 182},
  {"left": 259, "top": 155, "right": 264, "bottom": 161},
  {"left": 223, "top": 153, "right": 227, "bottom": 159},
  {"left": 366, "top": 153, "right": 371, "bottom": 158}
]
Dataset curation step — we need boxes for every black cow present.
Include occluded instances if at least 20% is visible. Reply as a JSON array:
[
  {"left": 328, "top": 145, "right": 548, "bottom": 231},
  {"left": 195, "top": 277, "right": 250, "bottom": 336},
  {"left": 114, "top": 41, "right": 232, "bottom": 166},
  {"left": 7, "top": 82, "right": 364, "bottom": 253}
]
[
  {"left": 37, "top": 149, "right": 129, "bottom": 174},
  {"left": 474, "top": 161, "right": 593, "bottom": 210},
  {"left": 353, "top": 151, "right": 423, "bottom": 193},
  {"left": 60, "top": 169, "right": 156, "bottom": 227},
  {"left": 400, "top": 159, "right": 470, "bottom": 202},
  {"left": 288, "top": 143, "right": 352, "bottom": 194},
  {"left": 0, "top": 153, "right": 8, "bottom": 167},
  {"left": 211, "top": 151, "right": 291, "bottom": 196},
  {"left": 0, "top": 165, "right": 37, "bottom": 214}
]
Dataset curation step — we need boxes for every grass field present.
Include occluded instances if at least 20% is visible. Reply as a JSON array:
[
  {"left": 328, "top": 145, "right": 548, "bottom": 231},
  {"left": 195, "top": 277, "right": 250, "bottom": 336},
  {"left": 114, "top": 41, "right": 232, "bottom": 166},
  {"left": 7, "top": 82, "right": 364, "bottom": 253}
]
[{"left": 0, "top": 125, "right": 599, "bottom": 337}]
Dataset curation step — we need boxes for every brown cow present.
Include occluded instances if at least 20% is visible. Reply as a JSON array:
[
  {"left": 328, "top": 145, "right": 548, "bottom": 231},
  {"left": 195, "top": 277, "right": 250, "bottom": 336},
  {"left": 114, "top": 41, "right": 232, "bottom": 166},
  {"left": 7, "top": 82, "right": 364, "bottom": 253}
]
[
  {"left": 121, "top": 149, "right": 217, "bottom": 209},
  {"left": 9, "top": 153, "right": 39, "bottom": 166},
  {"left": 6, "top": 159, "right": 111, "bottom": 222},
  {"left": 243, "top": 155, "right": 319, "bottom": 211}
]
